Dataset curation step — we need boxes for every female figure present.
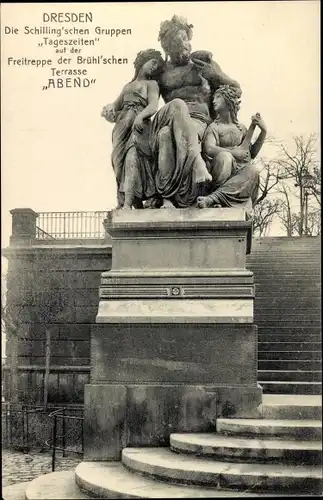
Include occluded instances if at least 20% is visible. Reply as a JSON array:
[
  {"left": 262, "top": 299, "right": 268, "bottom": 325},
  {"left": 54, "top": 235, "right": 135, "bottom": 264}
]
[
  {"left": 102, "top": 49, "right": 165, "bottom": 209},
  {"left": 197, "top": 85, "right": 267, "bottom": 210}
]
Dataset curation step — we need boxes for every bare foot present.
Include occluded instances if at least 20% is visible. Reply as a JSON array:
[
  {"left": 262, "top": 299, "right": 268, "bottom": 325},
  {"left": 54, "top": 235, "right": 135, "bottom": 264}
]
[
  {"left": 197, "top": 196, "right": 214, "bottom": 208},
  {"left": 160, "top": 199, "right": 175, "bottom": 209},
  {"left": 194, "top": 155, "right": 212, "bottom": 184},
  {"left": 120, "top": 204, "right": 132, "bottom": 210}
]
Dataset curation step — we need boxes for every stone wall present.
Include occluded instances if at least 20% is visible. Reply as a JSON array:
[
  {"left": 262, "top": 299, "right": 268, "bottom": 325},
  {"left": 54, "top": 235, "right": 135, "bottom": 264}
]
[
  {"left": 3, "top": 243, "right": 111, "bottom": 404},
  {"left": 3, "top": 219, "right": 320, "bottom": 403}
]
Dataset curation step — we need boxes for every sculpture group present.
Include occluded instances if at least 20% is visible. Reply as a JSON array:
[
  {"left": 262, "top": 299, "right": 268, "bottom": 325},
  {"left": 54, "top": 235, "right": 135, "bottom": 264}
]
[{"left": 102, "top": 15, "right": 267, "bottom": 211}]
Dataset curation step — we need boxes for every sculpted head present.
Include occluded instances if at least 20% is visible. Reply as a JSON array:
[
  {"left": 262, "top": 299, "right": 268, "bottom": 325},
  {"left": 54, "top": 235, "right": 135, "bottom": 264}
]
[
  {"left": 213, "top": 85, "right": 241, "bottom": 122},
  {"left": 133, "top": 49, "right": 165, "bottom": 79},
  {"left": 158, "top": 15, "right": 193, "bottom": 65}
]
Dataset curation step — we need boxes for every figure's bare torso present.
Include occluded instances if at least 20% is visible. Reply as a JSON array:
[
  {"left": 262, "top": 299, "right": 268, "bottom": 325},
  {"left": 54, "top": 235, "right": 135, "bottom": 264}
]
[{"left": 159, "top": 62, "right": 211, "bottom": 118}]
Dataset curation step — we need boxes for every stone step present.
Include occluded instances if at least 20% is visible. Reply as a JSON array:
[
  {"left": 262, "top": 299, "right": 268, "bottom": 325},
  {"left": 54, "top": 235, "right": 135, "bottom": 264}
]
[
  {"left": 256, "top": 302, "right": 321, "bottom": 311},
  {"left": 262, "top": 394, "right": 322, "bottom": 420},
  {"left": 25, "top": 471, "right": 91, "bottom": 499},
  {"left": 249, "top": 264, "right": 320, "bottom": 268},
  {"left": 252, "top": 271, "right": 320, "bottom": 277},
  {"left": 258, "top": 351, "right": 322, "bottom": 361},
  {"left": 253, "top": 283, "right": 320, "bottom": 288},
  {"left": 258, "top": 360, "right": 321, "bottom": 371},
  {"left": 260, "top": 381, "right": 322, "bottom": 395},
  {"left": 122, "top": 448, "right": 322, "bottom": 493},
  {"left": 250, "top": 244, "right": 320, "bottom": 252},
  {"left": 3, "top": 481, "right": 30, "bottom": 500},
  {"left": 259, "top": 326, "right": 321, "bottom": 334},
  {"left": 217, "top": 418, "right": 322, "bottom": 440},
  {"left": 258, "top": 342, "right": 322, "bottom": 352},
  {"left": 256, "top": 317, "right": 321, "bottom": 324},
  {"left": 255, "top": 310, "right": 320, "bottom": 317},
  {"left": 74, "top": 461, "right": 283, "bottom": 498},
  {"left": 257, "top": 322, "right": 321, "bottom": 330},
  {"left": 249, "top": 256, "right": 320, "bottom": 260},
  {"left": 258, "top": 370, "right": 322, "bottom": 382},
  {"left": 169, "top": 433, "right": 322, "bottom": 464},
  {"left": 256, "top": 294, "right": 320, "bottom": 300},
  {"left": 258, "top": 334, "right": 321, "bottom": 343}
]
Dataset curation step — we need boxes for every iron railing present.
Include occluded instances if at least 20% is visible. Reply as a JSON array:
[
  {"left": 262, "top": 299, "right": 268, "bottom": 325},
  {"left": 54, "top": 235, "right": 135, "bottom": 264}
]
[
  {"left": 46, "top": 407, "right": 84, "bottom": 471},
  {"left": 2, "top": 403, "right": 50, "bottom": 451},
  {"left": 2, "top": 403, "right": 83, "bottom": 459},
  {"left": 36, "top": 226, "right": 56, "bottom": 240},
  {"left": 36, "top": 211, "right": 108, "bottom": 240}
]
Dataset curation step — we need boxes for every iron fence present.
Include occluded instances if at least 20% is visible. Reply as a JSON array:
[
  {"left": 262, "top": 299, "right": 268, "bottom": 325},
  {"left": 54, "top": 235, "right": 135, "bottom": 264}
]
[
  {"left": 46, "top": 407, "right": 84, "bottom": 471},
  {"left": 36, "top": 211, "right": 108, "bottom": 240},
  {"left": 2, "top": 403, "right": 83, "bottom": 464}
]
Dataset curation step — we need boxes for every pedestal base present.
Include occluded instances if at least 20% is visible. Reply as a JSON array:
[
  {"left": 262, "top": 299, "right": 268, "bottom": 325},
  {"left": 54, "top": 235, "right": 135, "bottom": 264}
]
[
  {"left": 84, "top": 383, "right": 262, "bottom": 460},
  {"left": 84, "top": 209, "right": 261, "bottom": 461}
]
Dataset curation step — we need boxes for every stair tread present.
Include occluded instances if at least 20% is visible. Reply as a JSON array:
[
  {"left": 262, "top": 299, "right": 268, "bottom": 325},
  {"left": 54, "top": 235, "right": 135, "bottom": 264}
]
[
  {"left": 75, "top": 461, "right": 276, "bottom": 498},
  {"left": 258, "top": 370, "right": 322, "bottom": 373},
  {"left": 259, "top": 381, "right": 322, "bottom": 385},
  {"left": 217, "top": 419, "right": 322, "bottom": 428},
  {"left": 25, "top": 471, "right": 91, "bottom": 500},
  {"left": 122, "top": 448, "right": 322, "bottom": 478},
  {"left": 170, "top": 433, "right": 322, "bottom": 451}
]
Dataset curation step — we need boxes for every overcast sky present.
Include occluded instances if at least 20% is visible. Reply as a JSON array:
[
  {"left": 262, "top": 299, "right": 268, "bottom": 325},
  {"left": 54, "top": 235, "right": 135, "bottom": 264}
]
[{"left": 1, "top": 1, "right": 320, "bottom": 246}]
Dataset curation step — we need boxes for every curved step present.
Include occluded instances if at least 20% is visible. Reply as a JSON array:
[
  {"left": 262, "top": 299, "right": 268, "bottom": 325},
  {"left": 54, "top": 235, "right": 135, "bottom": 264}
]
[
  {"left": 169, "top": 433, "right": 322, "bottom": 463},
  {"left": 217, "top": 418, "right": 322, "bottom": 440},
  {"left": 25, "top": 471, "right": 91, "bottom": 499},
  {"left": 122, "top": 448, "right": 322, "bottom": 493},
  {"left": 3, "top": 481, "right": 30, "bottom": 500},
  {"left": 75, "top": 461, "right": 277, "bottom": 498}
]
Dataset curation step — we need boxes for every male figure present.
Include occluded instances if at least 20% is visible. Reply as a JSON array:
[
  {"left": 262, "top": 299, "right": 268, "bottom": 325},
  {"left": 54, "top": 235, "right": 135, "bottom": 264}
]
[{"left": 150, "top": 15, "right": 241, "bottom": 208}]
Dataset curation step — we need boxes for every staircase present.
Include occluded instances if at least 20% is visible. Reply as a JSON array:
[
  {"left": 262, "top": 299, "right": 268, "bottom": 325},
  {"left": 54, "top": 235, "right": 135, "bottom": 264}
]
[
  {"left": 6, "top": 395, "right": 317, "bottom": 499},
  {"left": 246, "top": 237, "right": 321, "bottom": 395},
  {"left": 3, "top": 237, "right": 322, "bottom": 499}
]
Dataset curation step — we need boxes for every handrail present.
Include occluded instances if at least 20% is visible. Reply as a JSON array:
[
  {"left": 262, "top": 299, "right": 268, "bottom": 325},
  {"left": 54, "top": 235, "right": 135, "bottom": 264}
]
[{"left": 46, "top": 407, "right": 84, "bottom": 471}]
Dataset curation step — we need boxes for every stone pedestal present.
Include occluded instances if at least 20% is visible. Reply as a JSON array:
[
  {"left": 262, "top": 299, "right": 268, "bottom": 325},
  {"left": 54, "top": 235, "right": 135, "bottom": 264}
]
[
  {"left": 84, "top": 208, "right": 262, "bottom": 460},
  {"left": 9, "top": 208, "right": 39, "bottom": 245}
]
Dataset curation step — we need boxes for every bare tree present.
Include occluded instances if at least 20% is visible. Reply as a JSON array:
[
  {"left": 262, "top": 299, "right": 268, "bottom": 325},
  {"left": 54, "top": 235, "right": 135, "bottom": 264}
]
[
  {"left": 277, "top": 184, "right": 298, "bottom": 237},
  {"left": 309, "top": 166, "right": 321, "bottom": 207},
  {"left": 275, "top": 134, "right": 320, "bottom": 235},
  {"left": 253, "top": 198, "right": 282, "bottom": 237},
  {"left": 252, "top": 149, "right": 287, "bottom": 236}
]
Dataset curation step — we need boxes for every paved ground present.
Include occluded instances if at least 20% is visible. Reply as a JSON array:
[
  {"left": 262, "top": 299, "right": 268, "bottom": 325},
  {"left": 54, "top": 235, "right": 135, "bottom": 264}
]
[{"left": 2, "top": 449, "right": 83, "bottom": 487}]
